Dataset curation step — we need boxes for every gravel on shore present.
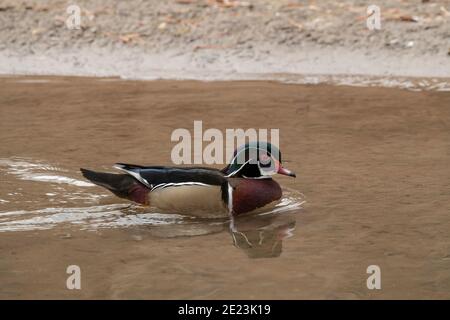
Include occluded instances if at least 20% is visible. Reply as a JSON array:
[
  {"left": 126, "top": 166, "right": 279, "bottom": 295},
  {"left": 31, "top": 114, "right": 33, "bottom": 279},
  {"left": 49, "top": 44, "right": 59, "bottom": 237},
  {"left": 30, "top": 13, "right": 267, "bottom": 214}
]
[{"left": 0, "top": 0, "right": 449, "bottom": 80}]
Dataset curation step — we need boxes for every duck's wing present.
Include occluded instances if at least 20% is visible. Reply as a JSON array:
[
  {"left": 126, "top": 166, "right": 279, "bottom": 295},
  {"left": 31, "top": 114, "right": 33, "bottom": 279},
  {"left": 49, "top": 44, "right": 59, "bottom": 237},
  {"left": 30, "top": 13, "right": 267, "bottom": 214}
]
[{"left": 114, "top": 163, "right": 226, "bottom": 190}]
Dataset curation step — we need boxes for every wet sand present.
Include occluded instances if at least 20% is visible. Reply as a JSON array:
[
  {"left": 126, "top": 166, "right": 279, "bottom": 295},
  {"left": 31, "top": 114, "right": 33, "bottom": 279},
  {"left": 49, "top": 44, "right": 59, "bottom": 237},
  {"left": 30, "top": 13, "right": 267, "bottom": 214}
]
[{"left": 0, "top": 76, "right": 450, "bottom": 299}]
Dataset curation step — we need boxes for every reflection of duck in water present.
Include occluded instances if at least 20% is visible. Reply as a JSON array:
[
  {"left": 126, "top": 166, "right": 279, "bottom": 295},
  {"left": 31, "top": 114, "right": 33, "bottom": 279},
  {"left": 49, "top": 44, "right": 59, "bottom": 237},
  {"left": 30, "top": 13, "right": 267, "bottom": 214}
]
[
  {"left": 230, "top": 213, "right": 296, "bottom": 259},
  {"left": 127, "top": 207, "right": 298, "bottom": 259},
  {"left": 80, "top": 142, "right": 296, "bottom": 218}
]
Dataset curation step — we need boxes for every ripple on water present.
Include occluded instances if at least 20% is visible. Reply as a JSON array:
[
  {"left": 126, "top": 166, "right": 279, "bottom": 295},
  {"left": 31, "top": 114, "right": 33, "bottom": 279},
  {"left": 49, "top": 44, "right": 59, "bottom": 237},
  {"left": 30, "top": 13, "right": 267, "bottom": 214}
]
[
  {"left": 0, "top": 157, "right": 305, "bottom": 233},
  {"left": 0, "top": 192, "right": 304, "bottom": 233},
  {"left": 0, "top": 158, "right": 94, "bottom": 187},
  {"left": 0, "top": 204, "right": 187, "bottom": 232}
]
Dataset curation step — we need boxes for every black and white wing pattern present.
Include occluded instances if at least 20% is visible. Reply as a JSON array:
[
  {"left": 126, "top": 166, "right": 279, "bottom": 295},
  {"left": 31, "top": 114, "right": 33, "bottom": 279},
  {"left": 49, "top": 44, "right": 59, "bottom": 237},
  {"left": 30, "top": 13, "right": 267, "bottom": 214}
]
[{"left": 114, "top": 163, "right": 227, "bottom": 191}]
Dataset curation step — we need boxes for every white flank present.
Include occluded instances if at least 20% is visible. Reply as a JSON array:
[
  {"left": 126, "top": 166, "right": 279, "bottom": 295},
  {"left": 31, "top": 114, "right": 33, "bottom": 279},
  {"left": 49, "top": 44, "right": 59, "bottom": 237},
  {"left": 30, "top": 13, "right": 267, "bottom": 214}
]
[{"left": 227, "top": 183, "right": 233, "bottom": 214}]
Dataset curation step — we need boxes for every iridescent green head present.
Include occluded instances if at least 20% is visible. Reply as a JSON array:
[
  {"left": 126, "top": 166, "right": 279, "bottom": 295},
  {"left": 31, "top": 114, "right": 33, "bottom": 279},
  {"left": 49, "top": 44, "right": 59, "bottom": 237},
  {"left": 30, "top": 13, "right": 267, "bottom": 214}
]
[{"left": 222, "top": 141, "right": 296, "bottom": 178}]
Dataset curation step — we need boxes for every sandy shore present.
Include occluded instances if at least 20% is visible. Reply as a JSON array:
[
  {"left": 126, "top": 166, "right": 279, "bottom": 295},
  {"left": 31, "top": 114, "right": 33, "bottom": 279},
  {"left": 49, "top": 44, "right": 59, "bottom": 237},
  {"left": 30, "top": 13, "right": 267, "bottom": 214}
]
[{"left": 0, "top": 0, "right": 449, "bottom": 80}]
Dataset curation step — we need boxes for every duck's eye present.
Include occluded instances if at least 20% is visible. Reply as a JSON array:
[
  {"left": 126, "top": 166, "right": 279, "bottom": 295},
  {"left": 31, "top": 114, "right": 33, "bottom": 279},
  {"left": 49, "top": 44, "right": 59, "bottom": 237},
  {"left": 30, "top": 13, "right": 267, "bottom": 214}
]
[{"left": 259, "top": 153, "right": 272, "bottom": 167}]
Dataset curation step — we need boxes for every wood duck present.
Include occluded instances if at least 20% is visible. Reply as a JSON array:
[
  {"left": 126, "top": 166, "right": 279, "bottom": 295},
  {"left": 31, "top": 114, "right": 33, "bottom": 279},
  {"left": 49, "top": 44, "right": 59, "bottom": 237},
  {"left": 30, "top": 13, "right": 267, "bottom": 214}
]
[{"left": 80, "top": 142, "right": 296, "bottom": 217}]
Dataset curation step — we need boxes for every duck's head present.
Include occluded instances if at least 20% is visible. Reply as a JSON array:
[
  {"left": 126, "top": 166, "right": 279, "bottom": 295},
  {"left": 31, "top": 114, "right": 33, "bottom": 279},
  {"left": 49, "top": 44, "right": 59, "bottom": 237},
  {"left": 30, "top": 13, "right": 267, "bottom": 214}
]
[{"left": 222, "top": 141, "right": 296, "bottom": 178}]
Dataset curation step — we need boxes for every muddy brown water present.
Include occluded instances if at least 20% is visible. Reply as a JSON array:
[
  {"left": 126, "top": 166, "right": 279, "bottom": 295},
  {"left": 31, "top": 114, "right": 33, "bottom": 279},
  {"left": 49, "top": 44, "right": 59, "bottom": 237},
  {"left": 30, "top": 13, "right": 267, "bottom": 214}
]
[{"left": 0, "top": 76, "right": 449, "bottom": 299}]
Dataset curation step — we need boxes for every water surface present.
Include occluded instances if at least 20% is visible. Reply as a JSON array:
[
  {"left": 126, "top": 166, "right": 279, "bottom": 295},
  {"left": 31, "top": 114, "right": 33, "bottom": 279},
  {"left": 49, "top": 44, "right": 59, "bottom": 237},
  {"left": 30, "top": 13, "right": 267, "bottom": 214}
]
[{"left": 0, "top": 76, "right": 449, "bottom": 299}]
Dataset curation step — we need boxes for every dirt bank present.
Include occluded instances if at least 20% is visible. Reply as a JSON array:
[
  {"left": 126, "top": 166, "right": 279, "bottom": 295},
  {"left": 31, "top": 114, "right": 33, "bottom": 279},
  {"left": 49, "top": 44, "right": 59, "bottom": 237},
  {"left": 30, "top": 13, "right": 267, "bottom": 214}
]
[{"left": 0, "top": 0, "right": 449, "bottom": 80}]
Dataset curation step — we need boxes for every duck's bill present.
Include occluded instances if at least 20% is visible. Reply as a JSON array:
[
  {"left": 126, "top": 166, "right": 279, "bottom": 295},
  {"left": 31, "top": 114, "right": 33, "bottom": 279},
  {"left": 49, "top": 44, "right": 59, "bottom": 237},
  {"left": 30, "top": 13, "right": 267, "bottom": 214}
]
[{"left": 277, "top": 166, "right": 296, "bottom": 178}]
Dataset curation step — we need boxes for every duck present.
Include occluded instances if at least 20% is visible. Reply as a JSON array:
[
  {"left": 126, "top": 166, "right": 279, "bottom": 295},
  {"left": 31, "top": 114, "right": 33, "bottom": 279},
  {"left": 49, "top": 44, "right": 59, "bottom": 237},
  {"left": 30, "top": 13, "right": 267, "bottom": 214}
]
[{"left": 80, "top": 141, "right": 296, "bottom": 218}]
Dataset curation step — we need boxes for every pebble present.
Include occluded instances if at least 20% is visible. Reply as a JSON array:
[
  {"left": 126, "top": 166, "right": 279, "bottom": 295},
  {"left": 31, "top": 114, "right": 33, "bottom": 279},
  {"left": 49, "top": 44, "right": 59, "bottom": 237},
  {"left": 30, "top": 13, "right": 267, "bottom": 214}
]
[{"left": 131, "top": 235, "right": 143, "bottom": 241}]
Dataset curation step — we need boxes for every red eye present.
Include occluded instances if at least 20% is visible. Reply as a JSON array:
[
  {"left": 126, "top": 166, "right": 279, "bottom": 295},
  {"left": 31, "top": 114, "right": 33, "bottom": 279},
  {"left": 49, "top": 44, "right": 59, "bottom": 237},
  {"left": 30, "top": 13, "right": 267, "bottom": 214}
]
[{"left": 260, "top": 153, "right": 271, "bottom": 165}]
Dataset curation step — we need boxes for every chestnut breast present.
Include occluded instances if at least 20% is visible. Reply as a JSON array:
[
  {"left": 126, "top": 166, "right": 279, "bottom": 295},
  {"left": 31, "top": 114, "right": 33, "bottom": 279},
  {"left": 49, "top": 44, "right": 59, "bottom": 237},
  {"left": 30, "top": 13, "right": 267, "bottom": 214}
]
[{"left": 229, "top": 178, "right": 282, "bottom": 215}]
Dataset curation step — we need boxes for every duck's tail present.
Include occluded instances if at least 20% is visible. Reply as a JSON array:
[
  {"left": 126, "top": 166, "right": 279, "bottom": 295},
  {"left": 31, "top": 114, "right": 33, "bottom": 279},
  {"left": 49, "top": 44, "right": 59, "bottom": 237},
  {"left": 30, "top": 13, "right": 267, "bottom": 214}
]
[{"left": 80, "top": 168, "right": 150, "bottom": 205}]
